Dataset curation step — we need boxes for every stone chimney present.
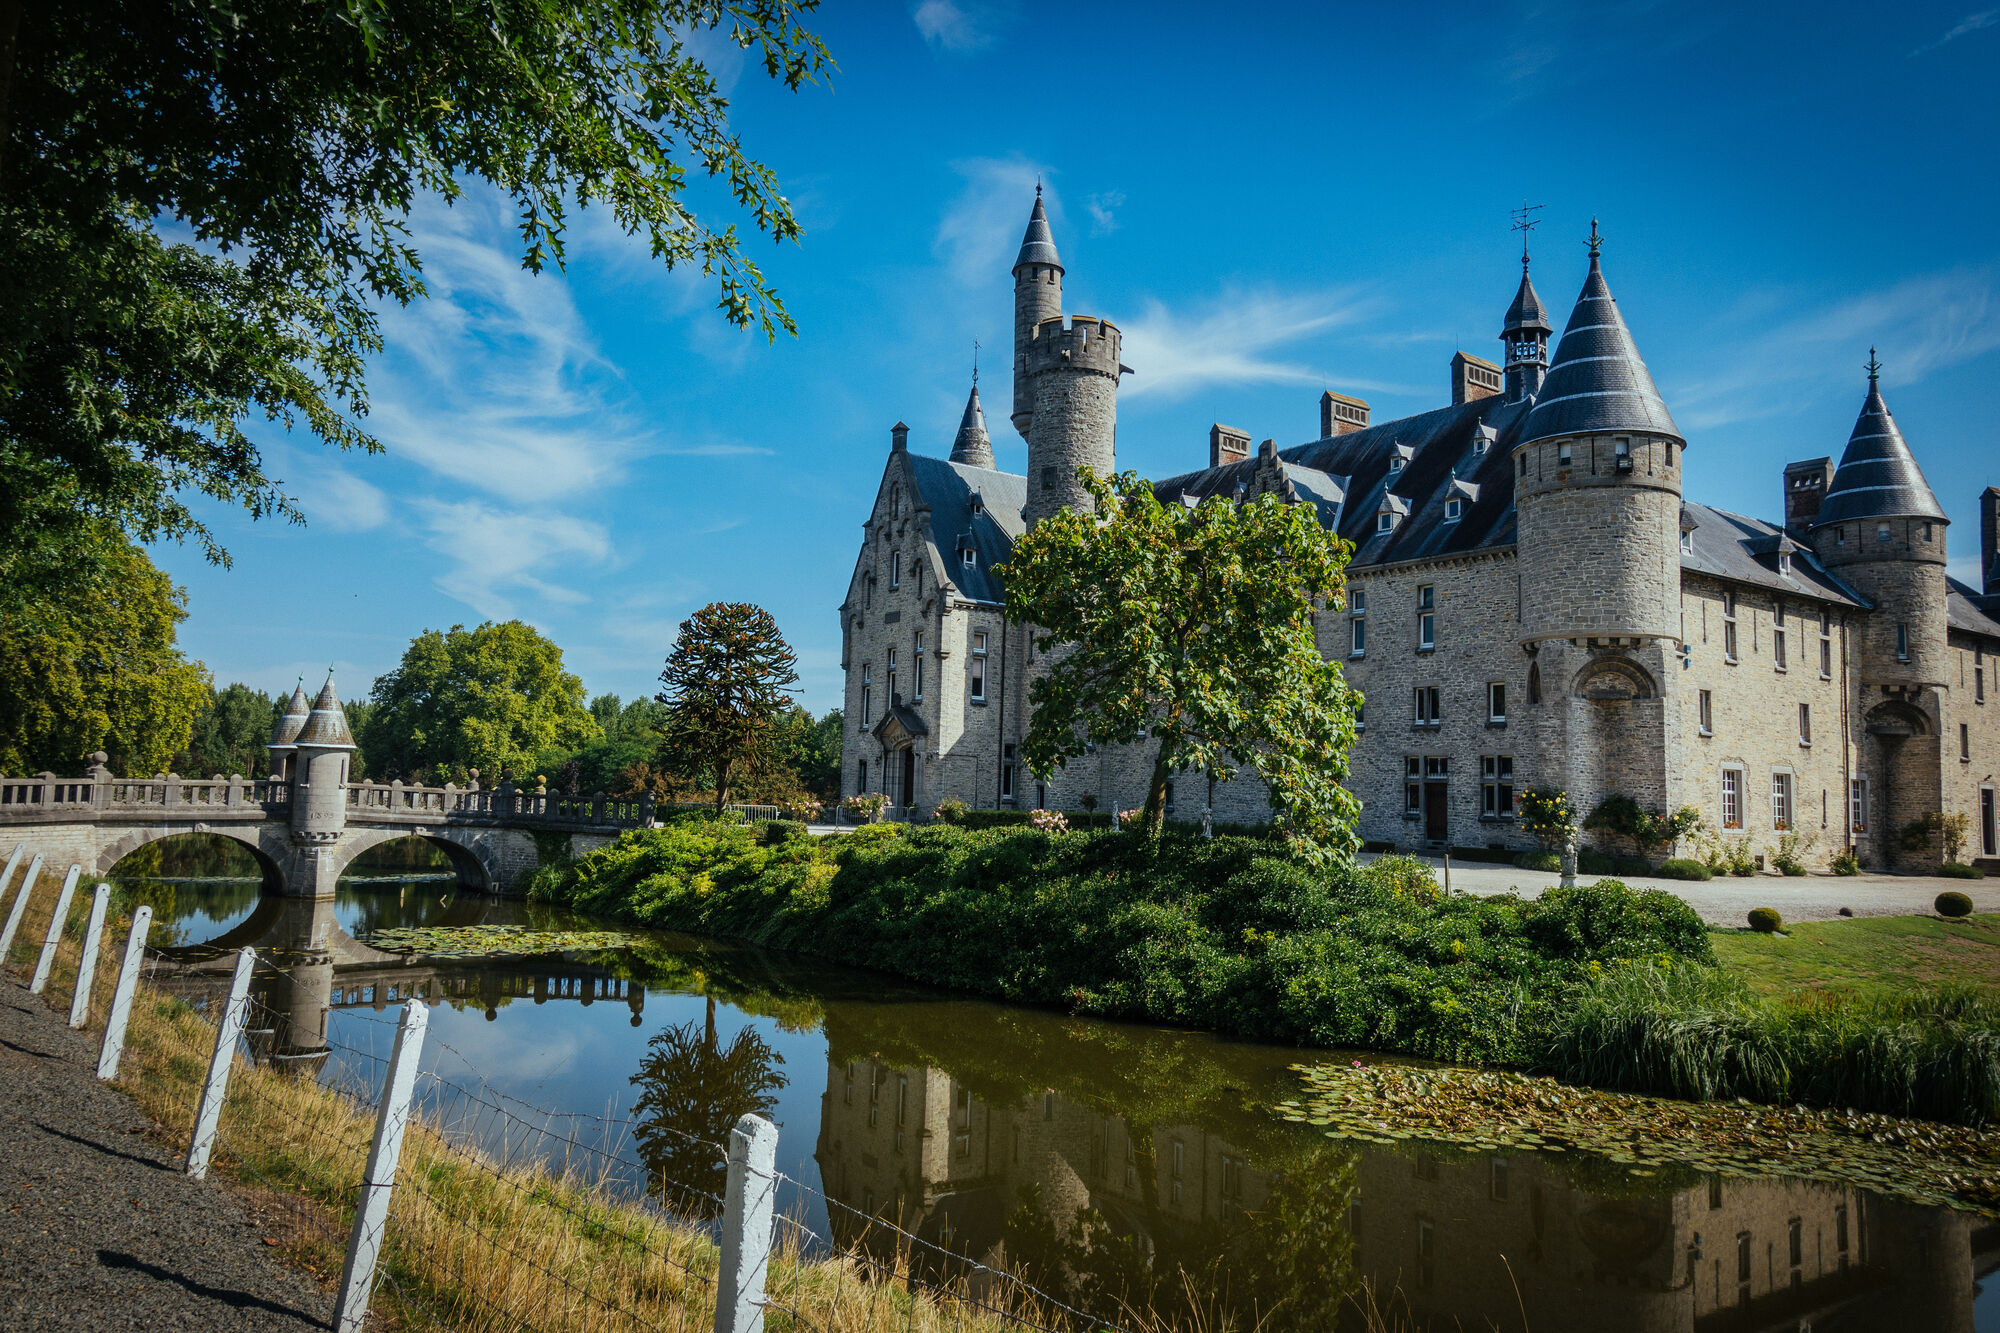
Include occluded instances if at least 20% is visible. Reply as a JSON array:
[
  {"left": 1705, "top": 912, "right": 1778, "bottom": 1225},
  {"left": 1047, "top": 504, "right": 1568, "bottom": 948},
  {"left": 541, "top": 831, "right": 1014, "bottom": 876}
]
[
  {"left": 1320, "top": 390, "right": 1369, "bottom": 437},
  {"left": 1209, "top": 423, "right": 1251, "bottom": 469},
  {"left": 1982, "top": 485, "right": 2000, "bottom": 595},
  {"left": 891, "top": 421, "right": 908, "bottom": 453},
  {"left": 1451, "top": 352, "right": 1502, "bottom": 406},
  {"left": 1783, "top": 457, "right": 1834, "bottom": 535}
]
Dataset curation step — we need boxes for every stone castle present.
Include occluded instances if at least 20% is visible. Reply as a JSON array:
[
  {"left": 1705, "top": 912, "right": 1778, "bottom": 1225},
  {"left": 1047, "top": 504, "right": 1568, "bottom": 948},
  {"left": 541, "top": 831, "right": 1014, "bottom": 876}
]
[{"left": 838, "top": 194, "right": 2000, "bottom": 870}]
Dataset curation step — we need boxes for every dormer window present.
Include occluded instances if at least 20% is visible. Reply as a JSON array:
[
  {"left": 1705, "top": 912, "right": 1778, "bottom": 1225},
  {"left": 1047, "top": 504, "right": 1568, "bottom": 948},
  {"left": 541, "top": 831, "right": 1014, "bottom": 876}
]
[
  {"left": 1444, "top": 498, "right": 1463, "bottom": 523},
  {"left": 1681, "top": 529, "right": 1695, "bottom": 555},
  {"left": 1377, "top": 512, "right": 1394, "bottom": 534},
  {"left": 1778, "top": 552, "right": 1792, "bottom": 576},
  {"left": 961, "top": 547, "right": 976, "bottom": 569},
  {"left": 1388, "top": 456, "right": 1405, "bottom": 475},
  {"left": 970, "top": 494, "right": 985, "bottom": 517}
]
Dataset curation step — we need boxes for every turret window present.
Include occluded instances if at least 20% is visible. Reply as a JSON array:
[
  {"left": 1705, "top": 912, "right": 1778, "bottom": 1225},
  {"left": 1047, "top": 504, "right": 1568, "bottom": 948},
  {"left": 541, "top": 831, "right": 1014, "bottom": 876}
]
[
  {"left": 1896, "top": 624, "right": 1910, "bottom": 662},
  {"left": 1923, "top": 523, "right": 1934, "bottom": 542},
  {"left": 1877, "top": 523, "right": 1892, "bottom": 543},
  {"left": 1557, "top": 443, "right": 1572, "bottom": 468}
]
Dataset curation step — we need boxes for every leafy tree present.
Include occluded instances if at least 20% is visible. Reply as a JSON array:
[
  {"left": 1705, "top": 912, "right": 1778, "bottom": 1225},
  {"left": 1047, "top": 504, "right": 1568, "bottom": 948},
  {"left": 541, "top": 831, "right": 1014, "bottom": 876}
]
[
  {"left": 1, "top": 1, "right": 832, "bottom": 597},
  {"left": 629, "top": 1005, "right": 785, "bottom": 1219},
  {"left": 0, "top": 531, "right": 209, "bottom": 775},
  {"left": 176, "top": 682, "right": 284, "bottom": 777},
  {"left": 767, "top": 704, "right": 841, "bottom": 800},
  {"left": 655, "top": 602, "right": 800, "bottom": 813},
  {"left": 999, "top": 469, "right": 1361, "bottom": 850},
  {"left": 361, "top": 621, "right": 599, "bottom": 784}
]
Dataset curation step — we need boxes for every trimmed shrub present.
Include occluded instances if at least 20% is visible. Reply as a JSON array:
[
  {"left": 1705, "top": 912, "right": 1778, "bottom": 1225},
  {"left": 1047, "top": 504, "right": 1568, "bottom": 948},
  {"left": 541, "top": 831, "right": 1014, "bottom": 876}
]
[
  {"left": 1447, "top": 845, "right": 1523, "bottom": 865},
  {"left": 1747, "top": 907, "right": 1783, "bottom": 933},
  {"left": 1941, "top": 863, "right": 1987, "bottom": 880},
  {"left": 1513, "top": 850, "right": 1561, "bottom": 873},
  {"left": 1936, "top": 891, "right": 1975, "bottom": 917},
  {"left": 957, "top": 809, "right": 1032, "bottom": 830},
  {"left": 1657, "top": 857, "right": 1712, "bottom": 881},
  {"left": 1577, "top": 849, "right": 1617, "bottom": 875},
  {"left": 760, "top": 819, "right": 808, "bottom": 846}
]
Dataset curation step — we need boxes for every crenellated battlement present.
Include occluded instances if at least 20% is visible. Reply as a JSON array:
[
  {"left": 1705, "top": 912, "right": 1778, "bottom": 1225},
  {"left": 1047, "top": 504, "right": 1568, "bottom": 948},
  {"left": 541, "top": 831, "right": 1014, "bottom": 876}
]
[{"left": 1024, "top": 315, "right": 1123, "bottom": 378}]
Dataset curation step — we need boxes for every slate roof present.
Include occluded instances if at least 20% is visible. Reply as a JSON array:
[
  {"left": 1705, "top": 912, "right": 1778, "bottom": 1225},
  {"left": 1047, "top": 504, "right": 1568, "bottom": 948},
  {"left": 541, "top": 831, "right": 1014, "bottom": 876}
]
[
  {"left": 1013, "top": 194, "right": 1062, "bottom": 272},
  {"left": 906, "top": 455, "right": 1026, "bottom": 605},
  {"left": 268, "top": 682, "right": 310, "bottom": 748},
  {"left": 294, "top": 675, "right": 356, "bottom": 749},
  {"left": 1947, "top": 578, "right": 2000, "bottom": 641},
  {"left": 949, "top": 382, "right": 994, "bottom": 467},
  {"left": 1503, "top": 264, "right": 1552, "bottom": 335},
  {"left": 1678, "top": 502, "right": 1866, "bottom": 608},
  {"left": 1813, "top": 378, "right": 1947, "bottom": 527},
  {"left": 1519, "top": 252, "right": 1681, "bottom": 446}
]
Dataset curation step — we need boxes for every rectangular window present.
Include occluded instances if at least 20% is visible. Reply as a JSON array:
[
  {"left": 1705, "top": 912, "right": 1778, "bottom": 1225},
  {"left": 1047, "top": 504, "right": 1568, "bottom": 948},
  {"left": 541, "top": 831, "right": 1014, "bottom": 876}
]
[
  {"left": 1878, "top": 522, "right": 1892, "bottom": 542},
  {"left": 1354, "top": 701, "right": 1364, "bottom": 731},
  {"left": 1481, "top": 756, "right": 1515, "bottom": 817},
  {"left": 969, "top": 631, "right": 987, "bottom": 702},
  {"left": 1405, "top": 757, "right": 1421, "bottom": 814},
  {"left": 1850, "top": 777, "right": 1868, "bottom": 834},
  {"left": 1721, "top": 768, "right": 1743, "bottom": 830},
  {"left": 1799, "top": 703, "right": 1811, "bottom": 746},
  {"left": 890, "top": 551, "right": 900, "bottom": 589},
  {"left": 1773, "top": 604, "right": 1787, "bottom": 669},
  {"left": 1963, "top": 723, "right": 1972, "bottom": 760},
  {"left": 1413, "top": 686, "right": 1441, "bottom": 725},
  {"left": 1416, "top": 585, "right": 1435, "bottom": 650},
  {"left": 1557, "top": 443, "right": 1572, "bottom": 467},
  {"left": 1820, "top": 611, "right": 1833, "bottom": 678},
  {"left": 1351, "top": 616, "right": 1366, "bottom": 656},
  {"left": 962, "top": 547, "right": 976, "bottom": 569},
  {"left": 1376, "top": 512, "right": 1393, "bottom": 534},
  {"left": 1681, "top": 528, "right": 1695, "bottom": 555},
  {"left": 1001, "top": 744, "right": 1015, "bottom": 800},
  {"left": 1722, "top": 592, "right": 1738, "bottom": 663},
  {"left": 1351, "top": 588, "right": 1366, "bottom": 614},
  {"left": 1698, "top": 689, "right": 1713, "bottom": 735},
  {"left": 913, "top": 633, "right": 924, "bottom": 700},
  {"left": 1444, "top": 498, "right": 1463, "bottom": 522},
  {"left": 1897, "top": 623, "right": 1909, "bottom": 661},
  {"left": 1425, "top": 755, "right": 1449, "bottom": 777},
  {"left": 1771, "top": 771, "right": 1793, "bottom": 831},
  {"left": 1487, "top": 682, "right": 1506, "bottom": 722},
  {"left": 886, "top": 649, "right": 897, "bottom": 705},
  {"left": 862, "top": 665, "right": 873, "bottom": 726},
  {"left": 1977, "top": 656, "right": 1986, "bottom": 702}
]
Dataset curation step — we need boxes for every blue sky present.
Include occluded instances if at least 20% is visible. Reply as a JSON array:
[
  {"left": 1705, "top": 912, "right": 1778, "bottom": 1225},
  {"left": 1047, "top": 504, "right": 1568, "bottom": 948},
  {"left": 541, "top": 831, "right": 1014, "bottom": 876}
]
[{"left": 155, "top": 1, "right": 2000, "bottom": 716}]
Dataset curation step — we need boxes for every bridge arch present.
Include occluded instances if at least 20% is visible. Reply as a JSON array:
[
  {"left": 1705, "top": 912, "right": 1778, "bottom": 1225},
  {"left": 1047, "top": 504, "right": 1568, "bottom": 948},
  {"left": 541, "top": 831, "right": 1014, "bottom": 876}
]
[
  {"left": 328, "top": 828, "right": 498, "bottom": 893},
  {"left": 98, "top": 826, "right": 287, "bottom": 892}
]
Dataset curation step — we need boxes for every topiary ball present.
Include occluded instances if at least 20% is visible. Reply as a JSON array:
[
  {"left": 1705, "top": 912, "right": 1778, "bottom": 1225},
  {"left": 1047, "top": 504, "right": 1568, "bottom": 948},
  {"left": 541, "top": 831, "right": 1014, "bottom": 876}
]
[
  {"left": 1747, "top": 906, "right": 1783, "bottom": 933},
  {"left": 1935, "top": 890, "right": 1974, "bottom": 918}
]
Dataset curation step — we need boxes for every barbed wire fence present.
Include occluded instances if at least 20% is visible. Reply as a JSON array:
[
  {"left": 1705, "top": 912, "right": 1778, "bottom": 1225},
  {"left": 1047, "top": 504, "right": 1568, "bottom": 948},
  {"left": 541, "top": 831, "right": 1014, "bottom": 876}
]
[{"left": 0, "top": 849, "right": 1129, "bottom": 1333}]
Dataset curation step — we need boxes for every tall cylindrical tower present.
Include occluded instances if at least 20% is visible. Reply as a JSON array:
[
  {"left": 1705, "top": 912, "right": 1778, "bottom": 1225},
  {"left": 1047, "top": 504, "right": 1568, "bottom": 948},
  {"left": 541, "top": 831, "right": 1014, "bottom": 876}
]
[
  {"left": 1011, "top": 190, "right": 1064, "bottom": 441},
  {"left": 1024, "top": 316, "right": 1122, "bottom": 525},
  {"left": 289, "top": 673, "right": 356, "bottom": 842}
]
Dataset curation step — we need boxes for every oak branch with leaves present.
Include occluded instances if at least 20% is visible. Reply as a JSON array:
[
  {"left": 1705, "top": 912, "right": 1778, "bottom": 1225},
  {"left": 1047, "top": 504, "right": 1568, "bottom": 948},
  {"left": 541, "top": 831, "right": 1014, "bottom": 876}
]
[
  {"left": 998, "top": 469, "right": 1362, "bottom": 851},
  {"left": 655, "top": 602, "right": 801, "bottom": 814}
]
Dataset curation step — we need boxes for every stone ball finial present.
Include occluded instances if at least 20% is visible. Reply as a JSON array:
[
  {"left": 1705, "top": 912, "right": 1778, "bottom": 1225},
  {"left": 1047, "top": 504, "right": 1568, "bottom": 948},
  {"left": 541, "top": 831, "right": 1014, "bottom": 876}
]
[{"left": 90, "top": 751, "right": 108, "bottom": 765}]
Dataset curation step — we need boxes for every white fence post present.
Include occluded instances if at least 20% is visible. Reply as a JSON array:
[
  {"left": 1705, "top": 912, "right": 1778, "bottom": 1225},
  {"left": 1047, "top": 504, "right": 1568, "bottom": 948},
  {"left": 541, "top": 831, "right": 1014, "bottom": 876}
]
[
  {"left": 714, "top": 1113, "right": 779, "bottom": 1333},
  {"left": 0, "top": 844, "right": 23, "bottom": 915},
  {"left": 68, "top": 884, "right": 111, "bottom": 1027},
  {"left": 29, "top": 865, "right": 81, "bottom": 994},
  {"left": 333, "top": 998, "right": 430, "bottom": 1333},
  {"left": 97, "top": 906, "right": 153, "bottom": 1079},
  {"left": 187, "top": 947, "right": 256, "bottom": 1180},
  {"left": 1, "top": 853, "right": 45, "bottom": 964}
]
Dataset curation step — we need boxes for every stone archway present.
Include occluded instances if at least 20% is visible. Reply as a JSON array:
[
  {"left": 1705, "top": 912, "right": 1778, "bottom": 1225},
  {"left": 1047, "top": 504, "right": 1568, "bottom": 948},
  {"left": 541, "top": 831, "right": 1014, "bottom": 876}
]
[
  {"left": 1864, "top": 697, "right": 1941, "bottom": 871},
  {"left": 96, "top": 825, "right": 288, "bottom": 892},
  {"left": 327, "top": 828, "right": 498, "bottom": 893}
]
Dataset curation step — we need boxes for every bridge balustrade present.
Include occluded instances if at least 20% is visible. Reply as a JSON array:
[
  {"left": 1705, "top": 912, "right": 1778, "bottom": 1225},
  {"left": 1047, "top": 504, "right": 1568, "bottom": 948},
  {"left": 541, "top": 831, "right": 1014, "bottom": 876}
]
[{"left": 0, "top": 769, "right": 285, "bottom": 815}]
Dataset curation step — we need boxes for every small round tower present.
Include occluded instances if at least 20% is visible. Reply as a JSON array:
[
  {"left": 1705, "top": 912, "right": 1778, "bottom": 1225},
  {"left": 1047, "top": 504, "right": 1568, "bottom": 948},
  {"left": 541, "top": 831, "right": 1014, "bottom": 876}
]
[
  {"left": 1023, "top": 315, "right": 1122, "bottom": 524},
  {"left": 267, "top": 680, "right": 309, "bottom": 782},
  {"left": 289, "top": 672, "right": 356, "bottom": 844},
  {"left": 1500, "top": 244, "right": 1553, "bottom": 402},
  {"left": 949, "top": 377, "right": 996, "bottom": 469},
  {"left": 1011, "top": 189, "right": 1064, "bottom": 441}
]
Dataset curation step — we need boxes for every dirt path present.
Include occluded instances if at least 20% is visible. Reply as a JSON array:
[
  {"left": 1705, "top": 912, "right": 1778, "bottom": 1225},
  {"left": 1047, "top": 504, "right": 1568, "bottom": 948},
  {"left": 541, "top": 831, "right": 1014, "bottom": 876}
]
[{"left": 0, "top": 983, "right": 333, "bottom": 1331}]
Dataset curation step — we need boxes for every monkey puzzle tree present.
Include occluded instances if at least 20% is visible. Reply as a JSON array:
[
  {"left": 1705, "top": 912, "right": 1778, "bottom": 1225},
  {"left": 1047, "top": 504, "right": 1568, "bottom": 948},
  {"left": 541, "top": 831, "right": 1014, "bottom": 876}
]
[
  {"left": 999, "top": 469, "right": 1361, "bottom": 852},
  {"left": 655, "top": 602, "right": 801, "bottom": 814}
]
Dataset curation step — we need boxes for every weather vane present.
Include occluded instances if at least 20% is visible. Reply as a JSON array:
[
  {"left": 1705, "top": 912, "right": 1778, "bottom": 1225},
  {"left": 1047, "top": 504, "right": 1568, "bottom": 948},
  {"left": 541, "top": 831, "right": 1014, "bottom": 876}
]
[
  {"left": 1867, "top": 347, "right": 1882, "bottom": 383},
  {"left": 1510, "top": 201, "right": 1543, "bottom": 265},
  {"left": 1587, "top": 218, "right": 1603, "bottom": 259},
  {"left": 972, "top": 337, "right": 980, "bottom": 384}
]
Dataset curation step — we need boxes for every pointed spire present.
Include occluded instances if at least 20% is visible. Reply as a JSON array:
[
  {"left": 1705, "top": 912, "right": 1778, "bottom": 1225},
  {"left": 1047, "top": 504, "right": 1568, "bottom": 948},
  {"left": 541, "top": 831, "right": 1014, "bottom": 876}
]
[
  {"left": 949, "top": 380, "right": 995, "bottom": 468},
  {"left": 1813, "top": 357, "right": 1946, "bottom": 528},
  {"left": 268, "top": 679, "right": 310, "bottom": 748},
  {"left": 293, "top": 671, "right": 357, "bottom": 749},
  {"left": 1518, "top": 228, "right": 1681, "bottom": 445},
  {"left": 1013, "top": 191, "right": 1063, "bottom": 274}
]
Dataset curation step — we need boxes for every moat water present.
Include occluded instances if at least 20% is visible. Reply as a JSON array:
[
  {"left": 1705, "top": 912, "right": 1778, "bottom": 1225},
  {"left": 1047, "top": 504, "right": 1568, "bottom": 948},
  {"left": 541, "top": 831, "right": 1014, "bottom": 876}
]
[{"left": 115, "top": 840, "right": 1999, "bottom": 1333}]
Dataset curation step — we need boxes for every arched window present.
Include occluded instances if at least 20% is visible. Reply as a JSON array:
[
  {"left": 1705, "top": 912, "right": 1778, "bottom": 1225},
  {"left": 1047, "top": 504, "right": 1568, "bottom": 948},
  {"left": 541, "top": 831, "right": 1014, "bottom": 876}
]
[{"left": 1527, "top": 662, "right": 1541, "bottom": 706}]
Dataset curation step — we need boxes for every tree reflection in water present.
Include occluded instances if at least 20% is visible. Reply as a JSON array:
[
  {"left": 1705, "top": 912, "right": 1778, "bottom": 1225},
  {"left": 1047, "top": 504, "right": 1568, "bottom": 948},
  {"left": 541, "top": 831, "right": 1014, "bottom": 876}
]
[{"left": 629, "top": 998, "right": 786, "bottom": 1219}]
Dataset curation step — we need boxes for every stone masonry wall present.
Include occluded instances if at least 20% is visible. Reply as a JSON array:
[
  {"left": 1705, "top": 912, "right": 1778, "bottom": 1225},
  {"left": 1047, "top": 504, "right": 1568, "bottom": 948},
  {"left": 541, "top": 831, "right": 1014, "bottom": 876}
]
[{"left": 1942, "top": 631, "right": 2000, "bottom": 862}]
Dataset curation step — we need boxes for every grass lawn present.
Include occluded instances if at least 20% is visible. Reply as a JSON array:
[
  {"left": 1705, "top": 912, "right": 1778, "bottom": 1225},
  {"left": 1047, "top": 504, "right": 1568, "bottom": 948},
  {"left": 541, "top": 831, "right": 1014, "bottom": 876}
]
[{"left": 1714, "top": 912, "right": 2000, "bottom": 1000}]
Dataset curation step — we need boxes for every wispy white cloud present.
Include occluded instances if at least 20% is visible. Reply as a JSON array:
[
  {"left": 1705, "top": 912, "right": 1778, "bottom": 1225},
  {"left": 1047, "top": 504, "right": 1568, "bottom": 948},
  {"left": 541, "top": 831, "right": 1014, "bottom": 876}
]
[
  {"left": 274, "top": 447, "right": 390, "bottom": 532},
  {"left": 1118, "top": 288, "right": 1377, "bottom": 400},
  {"left": 413, "top": 499, "right": 611, "bottom": 621},
  {"left": 913, "top": 0, "right": 996, "bottom": 53},
  {"left": 1910, "top": 7, "right": 1999, "bottom": 55},
  {"left": 1086, "top": 190, "right": 1125, "bottom": 237},
  {"left": 1673, "top": 266, "right": 2000, "bottom": 431},
  {"left": 934, "top": 156, "right": 1051, "bottom": 287}
]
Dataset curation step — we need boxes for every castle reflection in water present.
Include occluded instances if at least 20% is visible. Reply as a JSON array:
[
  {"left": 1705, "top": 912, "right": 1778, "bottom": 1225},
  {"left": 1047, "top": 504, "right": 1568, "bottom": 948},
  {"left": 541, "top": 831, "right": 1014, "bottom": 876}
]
[{"left": 145, "top": 894, "right": 1995, "bottom": 1332}]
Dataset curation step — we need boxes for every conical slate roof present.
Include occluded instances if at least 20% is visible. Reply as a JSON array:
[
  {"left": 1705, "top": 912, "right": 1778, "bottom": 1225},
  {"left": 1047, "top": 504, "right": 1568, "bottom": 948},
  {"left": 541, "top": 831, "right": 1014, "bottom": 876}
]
[
  {"left": 1813, "top": 369, "right": 1946, "bottom": 527},
  {"left": 267, "top": 681, "right": 310, "bottom": 748},
  {"left": 294, "top": 673, "right": 357, "bottom": 749},
  {"left": 1012, "top": 192, "right": 1062, "bottom": 273},
  {"left": 949, "top": 381, "right": 995, "bottom": 468},
  {"left": 1502, "top": 263, "right": 1552, "bottom": 335},
  {"left": 1519, "top": 239, "right": 1681, "bottom": 446}
]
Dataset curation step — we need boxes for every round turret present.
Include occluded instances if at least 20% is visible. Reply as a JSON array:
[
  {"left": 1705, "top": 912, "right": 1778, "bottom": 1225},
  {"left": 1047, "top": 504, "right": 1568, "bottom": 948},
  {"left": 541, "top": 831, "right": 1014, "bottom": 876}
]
[
  {"left": 1513, "top": 230, "right": 1685, "bottom": 647},
  {"left": 950, "top": 379, "right": 996, "bottom": 469},
  {"left": 1024, "top": 316, "right": 1122, "bottom": 524},
  {"left": 289, "top": 672, "right": 356, "bottom": 843},
  {"left": 1011, "top": 190, "right": 1064, "bottom": 441},
  {"left": 267, "top": 680, "right": 310, "bottom": 781}
]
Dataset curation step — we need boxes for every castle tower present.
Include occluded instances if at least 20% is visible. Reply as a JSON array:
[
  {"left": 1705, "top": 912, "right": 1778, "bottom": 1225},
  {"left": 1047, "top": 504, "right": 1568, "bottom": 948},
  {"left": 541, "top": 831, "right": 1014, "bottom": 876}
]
[
  {"left": 1023, "top": 312, "right": 1124, "bottom": 524},
  {"left": 1807, "top": 356, "right": 1950, "bottom": 867},
  {"left": 266, "top": 680, "right": 309, "bottom": 782},
  {"left": 949, "top": 378, "right": 995, "bottom": 468},
  {"left": 1500, "top": 247, "right": 1553, "bottom": 402},
  {"left": 1511, "top": 224, "right": 1686, "bottom": 814},
  {"left": 1011, "top": 189, "right": 1064, "bottom": 441},
  {"left": 289, "top": 672, "right": 356, "bottom": 846}
]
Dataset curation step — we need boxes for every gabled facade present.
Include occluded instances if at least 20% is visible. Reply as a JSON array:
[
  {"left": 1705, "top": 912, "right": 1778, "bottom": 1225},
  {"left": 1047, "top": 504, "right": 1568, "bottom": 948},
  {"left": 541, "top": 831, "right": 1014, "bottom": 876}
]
[{"left": 839, "top": 196, "right": 2000, "bottom": 870}]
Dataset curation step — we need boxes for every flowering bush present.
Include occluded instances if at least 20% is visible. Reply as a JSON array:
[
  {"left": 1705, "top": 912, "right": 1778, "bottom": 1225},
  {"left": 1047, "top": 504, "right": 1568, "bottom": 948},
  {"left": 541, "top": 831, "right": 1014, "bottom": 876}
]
[
  {"left": 1117, "top": 808, "right": 1142, "bottom": 828},
  {"left": 1028, "top": 808, "right": 1069, "bottom": 834},
  {"left": 1519, "top": 786, "right": 1577, "bottom": 852},
  {"left": 841, "top": 793, "right": 887, "bottom": 823},
  {"left": 786, "top": 796, "right": 824, "bottom": 822},
  {"left": 932, "top": 797, "right": 971, "bottom": 825}
]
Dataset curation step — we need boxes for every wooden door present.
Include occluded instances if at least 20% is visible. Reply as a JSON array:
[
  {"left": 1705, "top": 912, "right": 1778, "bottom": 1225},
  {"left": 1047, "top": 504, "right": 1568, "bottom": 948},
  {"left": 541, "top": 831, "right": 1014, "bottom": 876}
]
[
  {"left": 1424, "top": 783, "right": 1448, "bottom": 843},
  {"left": 901, "top": 748, "right": 917, "bottom": 815}
]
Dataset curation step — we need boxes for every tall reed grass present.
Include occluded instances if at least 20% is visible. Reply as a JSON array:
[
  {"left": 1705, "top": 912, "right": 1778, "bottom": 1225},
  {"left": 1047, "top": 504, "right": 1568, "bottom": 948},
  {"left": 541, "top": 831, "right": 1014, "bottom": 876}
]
[{"left": 1545, "top": 962, "right": 2000, "bottom": 1125}]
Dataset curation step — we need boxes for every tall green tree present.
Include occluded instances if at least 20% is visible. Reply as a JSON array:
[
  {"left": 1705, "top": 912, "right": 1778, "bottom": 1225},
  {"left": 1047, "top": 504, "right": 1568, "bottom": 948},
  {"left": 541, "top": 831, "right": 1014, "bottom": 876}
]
[
  {"left": 0, "top": 529, "right": 210, "bottom": 775},
  {"left": 999, "top": 469, "right": 1362, "bottom": 851},
  {"left": 362, "top": 620, "right": 599, "bottom": 784},
  {"left": 176, "top": 682, "right": 284, "bottom": 777},
  {"left": 1, "top": 0, "right": 832, "bottom": 611},
  {"left": 655, "top": 602, "right": 800, "bottom": 813}
]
